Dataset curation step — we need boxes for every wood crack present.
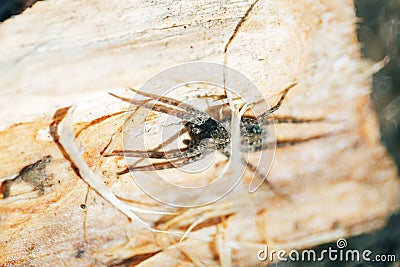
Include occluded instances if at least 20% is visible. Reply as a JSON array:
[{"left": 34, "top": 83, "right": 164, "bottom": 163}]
[
  {"left": 223, "top": 0, "right": 260, "bottom": 53},
  {"left": 0, "top": 155, "right": 52, "bottom": 198}
]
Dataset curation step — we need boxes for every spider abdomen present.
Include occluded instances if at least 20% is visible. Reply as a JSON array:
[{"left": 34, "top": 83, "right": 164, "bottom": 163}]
[{"left": 220, "top": 116, "right": 267, "bottom": 152}]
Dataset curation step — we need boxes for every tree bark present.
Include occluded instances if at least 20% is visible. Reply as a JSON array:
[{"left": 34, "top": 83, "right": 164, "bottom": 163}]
[{"left": 0, "top": 0, "right": 399, "bottom": 266}]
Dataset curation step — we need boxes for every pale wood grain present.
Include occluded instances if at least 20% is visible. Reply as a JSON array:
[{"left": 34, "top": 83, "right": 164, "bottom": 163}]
[{"left": 0, "top": 0, "right": 399, "bottom": 266}]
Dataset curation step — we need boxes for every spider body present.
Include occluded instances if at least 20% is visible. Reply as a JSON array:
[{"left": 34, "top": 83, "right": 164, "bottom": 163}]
[{"left": 184, "top": 117, "right": 231, "bottom": 152}]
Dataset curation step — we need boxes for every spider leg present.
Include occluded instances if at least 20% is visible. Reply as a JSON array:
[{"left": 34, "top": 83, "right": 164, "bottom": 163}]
[
  {"left": 105, "top": 146, "right": 200, "bottom": 160},
  {"left": 115, "top": 126, "right": 190, "bottom": 174},
  {"left": 241, "top": 158, "right": 291, "bottom": 200},
  {"left": 274, "top": 132, "right": 336, "bottom": 148},
  {"left": 273, "top": 116, "right": 324, "bottom": 124},
  {"left": 251, "top": 132, "right": 336, "bottom": 152},
  {"left": 223, "top": 143, "right": 286, "bottom": 198},
  {"left": 253, "top": 116, "right": 333, "bottom": 151},
  {"left": 259, "top": 82, "right": 297, "bottom": 119},
  {"left": 128, "top": 87, "right": 209, "bottom": 120},
  {"left": 106, "top": 149, "right": 179, "bottom": 159},
  {"left": 105, "top": 123, "right": 193, "bottom": 159},
  {"left": 199, "top": 94, "right": 242, "bottom": 106},
  {"left": 117, "top": 153, "right": 205, "bottom": 174},
  {"left": 109, "top": 92, "right": 200, "bottom": 122},
  {"left": 261, "top": 115, "right": 325, "bottom": 125}
]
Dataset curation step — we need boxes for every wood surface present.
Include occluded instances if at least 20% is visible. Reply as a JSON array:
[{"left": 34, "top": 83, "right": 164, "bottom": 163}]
[{"left": 0, "top": 0, "right": 399, "bottom": 266}]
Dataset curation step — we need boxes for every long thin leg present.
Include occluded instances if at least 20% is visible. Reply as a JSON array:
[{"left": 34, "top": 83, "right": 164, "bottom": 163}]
[
  {"left": 105, "top": 126, "right": 191, "bottom": 159},
  {"left": 118, "top": 153, "right": 205, "bottom": 174},
  {"left": 251, "top": 132, "right": 337, "bottom": 152},
  {"left": 259, "top": 82, "right": 297, "bottom": 119},
  {"left": 265, "top": 116, "right": 325, "bottom": 124},
  {"left": 105, "top": 146, "right": 201, "bottom": 160},
  {"left": 274, "top": 132, "right": 336, "bottom": 148},
  {"left": 241, "top": 158, "right": 291, "bottom": 201},
  {"left": 128, "top": 87, "right": 209, "bottom": 120},
  {"left": 109, "top": 92, "right": 199, "bottom": 122},
  {"left": 106, "top": 149, "right": 180, "bottom": 159},
  {"left": 116, "top": 127, "right": 188, "bottom": 172}
]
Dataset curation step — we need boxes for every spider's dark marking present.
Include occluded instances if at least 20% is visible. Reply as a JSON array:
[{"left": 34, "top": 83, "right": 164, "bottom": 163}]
[
  {"left": 275, "top": 131, "right": 347, "bottom": 148},
  {"left": 1, "top": 155, "right": 52, "bottom": 198},
  {"left": 185, "top": 117, "right": 231, "bottom": 152}
]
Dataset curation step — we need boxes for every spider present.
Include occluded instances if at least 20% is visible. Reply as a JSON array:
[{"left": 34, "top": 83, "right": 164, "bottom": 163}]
[
  {"left": 52, "top": 82, "right": 328, "bottom": 233},
  {"left": 106, "top": 83, "right": 297, "bottom": 186}
]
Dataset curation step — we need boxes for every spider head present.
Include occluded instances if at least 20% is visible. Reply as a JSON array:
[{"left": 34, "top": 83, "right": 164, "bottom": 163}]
[{"left": 185, "top": 118, "right": 230, "bottom": 151}]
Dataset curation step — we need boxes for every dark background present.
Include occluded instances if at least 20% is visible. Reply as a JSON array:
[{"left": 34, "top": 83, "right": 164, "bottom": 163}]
[
  {"left": 0, "top": 0, "right": 399, "bottom": 266},
  {"left": 0, "top": 0, "right": 37, "bottom": 22},
  {"left": 280, "top": 0, "right": 400, "bottom": 266}
]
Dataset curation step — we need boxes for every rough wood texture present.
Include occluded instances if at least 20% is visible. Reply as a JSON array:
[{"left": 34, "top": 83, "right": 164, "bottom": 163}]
[{"left": 0, "top": 0, "right": 399, "bottom": 266}]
